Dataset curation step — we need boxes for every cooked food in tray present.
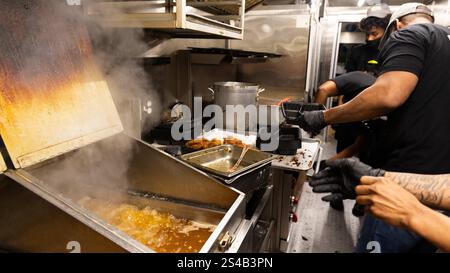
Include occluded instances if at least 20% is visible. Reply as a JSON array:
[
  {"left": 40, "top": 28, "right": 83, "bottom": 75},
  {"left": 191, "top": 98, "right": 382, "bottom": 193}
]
[
  {"left": 185, "top": 137, "right": 246, "bottom": 150},
  {"left": 185, "top": 138, "right": 223, "bottom": 150},
  {"left": 185, "top": 138, "right": 206, "bottom": 150},
  {"left": 79, "top": 198, "right": 216, "bottom": 253},
  {"left": 223, "top": 137, "right": 245, "bottom": 148}
]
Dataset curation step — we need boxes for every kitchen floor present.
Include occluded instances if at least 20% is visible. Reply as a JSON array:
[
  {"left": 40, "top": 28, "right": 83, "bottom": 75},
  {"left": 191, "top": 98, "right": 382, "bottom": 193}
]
[{"left": 286, "top": 136, "right": 363, "bottom": 253}]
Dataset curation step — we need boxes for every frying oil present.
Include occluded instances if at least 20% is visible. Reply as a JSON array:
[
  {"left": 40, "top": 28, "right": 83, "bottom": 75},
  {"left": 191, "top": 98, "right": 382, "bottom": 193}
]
[{"left": 79, "top": 198, "right": 216, "bottom": 253}]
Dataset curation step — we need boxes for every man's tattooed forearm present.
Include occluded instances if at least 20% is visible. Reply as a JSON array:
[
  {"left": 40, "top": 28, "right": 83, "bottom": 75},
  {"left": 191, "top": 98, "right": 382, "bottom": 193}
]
[{"left": 385, "top": 172, "right": 450, "bottom": 209}]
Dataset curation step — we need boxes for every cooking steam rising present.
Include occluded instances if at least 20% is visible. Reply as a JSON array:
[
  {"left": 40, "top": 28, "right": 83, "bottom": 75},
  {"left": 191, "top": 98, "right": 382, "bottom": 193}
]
[{"left": 0, "top": 1, "right": 164, "bottom": 196}]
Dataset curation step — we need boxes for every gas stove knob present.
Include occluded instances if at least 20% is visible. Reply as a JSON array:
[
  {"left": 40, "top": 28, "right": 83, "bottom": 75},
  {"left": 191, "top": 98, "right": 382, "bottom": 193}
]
[
  {"left": 291, "top": 177, "right": 297, "bottom": 188},
  {"left": 289, "top": 212, "right": 298, "bottom": 223},
  {"left": 290, "top": 196, "right": 300, "bottom": 207}
]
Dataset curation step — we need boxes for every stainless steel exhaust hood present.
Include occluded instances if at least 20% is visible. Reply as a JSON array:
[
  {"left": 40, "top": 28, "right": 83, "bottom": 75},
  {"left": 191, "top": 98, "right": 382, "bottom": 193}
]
[{"left": 83, "top": 0, "right": 263, "bottom": 39}]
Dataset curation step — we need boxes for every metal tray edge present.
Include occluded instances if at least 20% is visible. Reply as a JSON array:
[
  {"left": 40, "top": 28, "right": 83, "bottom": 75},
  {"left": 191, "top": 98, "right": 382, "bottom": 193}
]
[
  {"left": 6, "top": 169, "right": 152, "bottom": 253},
  {"left": 0, "top": 154, "right": 6, "bottom": 173},
  {"left": 180, "top": 145, "right": 277, "bottom": 178}
]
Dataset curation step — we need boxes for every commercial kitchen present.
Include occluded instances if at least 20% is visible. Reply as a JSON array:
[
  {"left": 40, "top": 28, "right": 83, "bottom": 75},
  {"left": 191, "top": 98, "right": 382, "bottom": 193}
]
[{"left": 0, "top": 0, "right": 449, "bottom": 253}]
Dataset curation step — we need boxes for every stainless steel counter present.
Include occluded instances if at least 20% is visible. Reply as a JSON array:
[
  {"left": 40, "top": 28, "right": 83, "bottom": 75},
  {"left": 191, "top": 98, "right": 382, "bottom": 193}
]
[{"left": 270, "top": 138, "right": 321, "bottom": 251}]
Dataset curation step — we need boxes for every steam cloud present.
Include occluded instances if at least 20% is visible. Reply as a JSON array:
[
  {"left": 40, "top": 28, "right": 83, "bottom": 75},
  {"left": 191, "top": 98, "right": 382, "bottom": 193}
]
[
  {"left": 1, "top": 1, "right": 166, "bottom": 201},
  {"left": 84, "top": 5, "right": 163, "bottom": 138}
]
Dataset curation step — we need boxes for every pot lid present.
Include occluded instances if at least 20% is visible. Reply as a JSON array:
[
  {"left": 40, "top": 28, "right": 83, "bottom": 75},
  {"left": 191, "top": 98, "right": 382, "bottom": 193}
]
[
  {"left": 212, "top": 82, "right": 260, "bottom": 88},
  {"left": 0, "top": 1, "right": 123, "bottom": 168}
]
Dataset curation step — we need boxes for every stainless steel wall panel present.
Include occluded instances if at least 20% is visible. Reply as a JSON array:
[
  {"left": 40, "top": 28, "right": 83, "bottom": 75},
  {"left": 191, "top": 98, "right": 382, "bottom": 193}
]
[{"left": 231, "top": 6, "right": 311, "bottom": 102}]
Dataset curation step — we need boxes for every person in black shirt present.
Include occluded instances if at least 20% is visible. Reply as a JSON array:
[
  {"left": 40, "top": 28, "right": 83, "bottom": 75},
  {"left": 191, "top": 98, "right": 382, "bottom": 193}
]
[
  {"left": 345, "top": 4, "right": 391, "bottom": 76},
  {"left": 293, "top": 3, "right": 450, "bottom": 252},
  {"left": 329, "top": 4, "right": 390, "bottom": 165},
  {"left": 316, "top": 72, "right": 376, "bottom": 154},
  {"left": 315, "top": 72, "right": 377, "bottom": 211},
  {"left": 329, "top": 4, "right": 390, "bottom": 188},
  {"left": 334, "top": 4, "right": 390, "bottom": 175},
  {"left": 316, "top": 72, "right": 376, "bottom": 106},
  {"left": 317, "top": 72, "right": 386, "bottom": 167}
]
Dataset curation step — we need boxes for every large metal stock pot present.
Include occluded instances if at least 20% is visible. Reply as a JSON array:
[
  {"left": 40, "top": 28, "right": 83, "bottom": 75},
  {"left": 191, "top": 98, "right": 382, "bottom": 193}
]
[{"left": 209, "top": 82, "right": 265, "bottom": 109}]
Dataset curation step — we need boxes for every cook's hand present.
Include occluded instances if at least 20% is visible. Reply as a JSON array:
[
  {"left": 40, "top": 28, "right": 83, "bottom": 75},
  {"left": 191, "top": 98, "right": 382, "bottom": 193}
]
[
  {"left": 309, "top": 157, "right": 385, "bottom": 202},
  {"left": 290, "top": 111, "right": 327, "bottom": 137},
  {"left": 356, "top": 176, "right": 423, "bottom": 228}
]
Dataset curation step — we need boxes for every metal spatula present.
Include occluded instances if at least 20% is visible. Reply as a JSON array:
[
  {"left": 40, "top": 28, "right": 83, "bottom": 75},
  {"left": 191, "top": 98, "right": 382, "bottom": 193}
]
[{"left": 228, "top": 146, "right": 249, "bottom": 172}]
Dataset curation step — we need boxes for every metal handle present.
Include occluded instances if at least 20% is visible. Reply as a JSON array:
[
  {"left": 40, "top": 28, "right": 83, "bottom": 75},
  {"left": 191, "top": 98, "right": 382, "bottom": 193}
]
[
  {"left": 314, "top": 147, "right": 323, "bottom": 175},
  {"left": 257, "top": 88, "right": 265, "bottom": 95},
  {"left": 229, "top": 146, "right": 249, "bottom": 172},
  {"left": 219, "top": 231, "right": 233, "bottom": 251},
  {"left": 208, "top": 87, "right": 214, "bottom": 100},
  {"left": 280, "top": 101, "right": 297, "bottom": 122}
]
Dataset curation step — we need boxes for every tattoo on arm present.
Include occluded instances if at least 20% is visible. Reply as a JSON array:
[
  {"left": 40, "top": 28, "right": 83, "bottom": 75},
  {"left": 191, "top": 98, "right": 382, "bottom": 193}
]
[{"left": 385, "top": 172, "right": 450, "bottom": 210}]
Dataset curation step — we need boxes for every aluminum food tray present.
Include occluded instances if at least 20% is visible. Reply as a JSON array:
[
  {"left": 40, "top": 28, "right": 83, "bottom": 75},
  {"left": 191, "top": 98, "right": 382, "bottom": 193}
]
[
  {"left": 271, "top": 138, "right": 321, "bottom": 172},
  {"left": 180, "top": 145, "right": 276, "bottom": 178}
]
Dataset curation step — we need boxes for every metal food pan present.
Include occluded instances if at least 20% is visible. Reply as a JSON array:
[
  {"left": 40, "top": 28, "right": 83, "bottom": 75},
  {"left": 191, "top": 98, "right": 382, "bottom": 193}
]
[
  {"left": 8, "top": 134, "right": 246, "bottom": 253},
  {"left": 180, "top": 145, "right": 276, "bottom": 178}
]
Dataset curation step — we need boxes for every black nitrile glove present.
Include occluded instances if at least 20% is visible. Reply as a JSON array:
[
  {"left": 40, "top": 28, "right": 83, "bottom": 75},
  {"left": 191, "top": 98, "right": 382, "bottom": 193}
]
[
  {"left": 286, "top": 110, "right": 327, "bottom": 137},
  {"left": 352, "top": 203, "right": 366, "bottom": 217},
  {"left": 313, "top": 159, "right": 327, "bottom": 172},
  {"left": 309, "top": 157, "right": 385, "bottom": 202}
]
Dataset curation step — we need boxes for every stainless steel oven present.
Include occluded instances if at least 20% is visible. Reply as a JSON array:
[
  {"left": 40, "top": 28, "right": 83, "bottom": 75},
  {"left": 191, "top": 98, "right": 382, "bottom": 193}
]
[
  {"left": 270, "top": 139, "right": 321, "bottom": 252},
  {"left": 272, "top": 169, "right": 306, "bottom": 252}
]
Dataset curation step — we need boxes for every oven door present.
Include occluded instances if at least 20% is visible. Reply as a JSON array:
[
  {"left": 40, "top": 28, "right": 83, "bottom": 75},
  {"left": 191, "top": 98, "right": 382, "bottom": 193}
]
[{"left": 227, "top": 185, "right": 274, "bottom": 253}]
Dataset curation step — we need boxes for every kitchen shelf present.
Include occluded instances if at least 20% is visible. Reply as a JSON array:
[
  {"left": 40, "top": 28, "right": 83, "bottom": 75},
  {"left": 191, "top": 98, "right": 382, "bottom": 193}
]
[
  {"left": 84, "top": 0, "right": 259, "bottom": 39},
  {"left": 189, "top": 47, "right": 282, "bottom": 64},
  {"left": 189, "top": 0, "right": 263, "bottom": 16}
]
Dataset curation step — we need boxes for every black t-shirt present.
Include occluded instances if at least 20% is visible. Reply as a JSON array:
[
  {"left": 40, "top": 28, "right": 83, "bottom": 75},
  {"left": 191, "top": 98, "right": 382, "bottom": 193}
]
[
  {"left": 378, "top": 23, "right": 450, "bottom": 174},
  {"left": 345, "top": 44, "right": 380, "bottom": 75},
  {"left": 332, "top": 71, "right": 376, "bottom": 102},
  {"left": 329, "top": 72, "right": 377, "bottom": 152}
]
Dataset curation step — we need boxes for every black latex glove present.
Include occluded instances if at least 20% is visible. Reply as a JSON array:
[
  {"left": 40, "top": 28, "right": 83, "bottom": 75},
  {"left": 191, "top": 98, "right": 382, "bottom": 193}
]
[
  {"left": 313, "top": 159, "right": 327, "bottom": 172},
  {"left": 309, "top": 157, "right": 385, "bottom": 202},
  {"left": 295, "top": 111, "right": 327, "bottom": 137}
]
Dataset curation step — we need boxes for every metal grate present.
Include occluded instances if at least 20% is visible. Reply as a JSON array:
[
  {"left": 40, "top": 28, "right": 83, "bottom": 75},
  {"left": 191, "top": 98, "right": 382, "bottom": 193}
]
[{"left": 188, "top": 0, "right": 263, "bottom": 16}]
